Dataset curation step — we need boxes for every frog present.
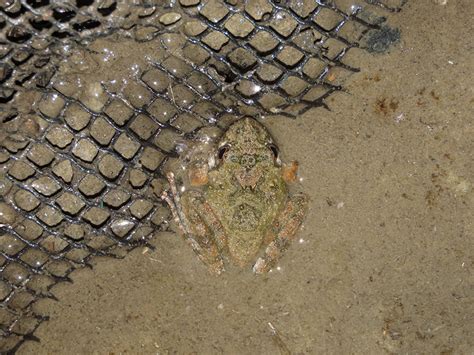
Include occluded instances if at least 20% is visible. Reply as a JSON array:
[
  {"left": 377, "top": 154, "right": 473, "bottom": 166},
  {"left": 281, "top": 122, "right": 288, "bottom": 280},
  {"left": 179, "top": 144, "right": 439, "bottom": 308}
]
[{"left": 162, "top": 117, "right": 308, "bottom": 274}]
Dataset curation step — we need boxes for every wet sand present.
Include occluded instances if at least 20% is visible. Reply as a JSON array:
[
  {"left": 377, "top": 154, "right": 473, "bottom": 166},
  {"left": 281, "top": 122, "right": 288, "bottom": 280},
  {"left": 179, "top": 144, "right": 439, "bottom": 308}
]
[{"left": 19, "top": 1, "right": 473, "bottom": 353}]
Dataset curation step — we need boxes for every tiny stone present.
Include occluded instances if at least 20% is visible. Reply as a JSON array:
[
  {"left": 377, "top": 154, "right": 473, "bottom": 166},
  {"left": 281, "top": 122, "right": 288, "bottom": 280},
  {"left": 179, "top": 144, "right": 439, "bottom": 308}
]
[
  {"left": 8, "top": 160, "right": 35, "bottom": 181},
  {"left": 0, "top": 234, "right": 26, "bottom": 256},
  {"left": 154, "top": 128, "right": 181, "bottom": 152},
  {"left": 52, "top": 160, "right": 74, "bottom": 184},
  {"left": 129, "top": 114, "right": 159, "bottom": 140},
  {"left": 123, "top": 81, "right": 153, "bottom": 109},
  {"left": 187, "top": 72, "right": 217, "bottom": 94},
  {"left": 45, "top": 126, "right": 74, "bottom": 148},
  {"left": 104, "top": 99, "right": 134, "bottom": 126},
  {"left": 9, "top": 292, "right": 35, "bottom": 311},
  {"left": 141, "top": 69, "right": 170, "bottom": 93},
  {"left": 53, "top": 74, "right": 80, "bottom": 98},
  {"left": 161, "top": 56, "right": 193, "bottom": 79},
  {"left": 110, "top": 219, "right": 135, "bottom": 238},
  {"left": 258, "top": 92, "right": 287, "bottom": 110},
  {"left": 183, "top": 43, "right": 210, "bottom": 66},
  {"left": 0, "top": 151, "right": 9, "bottom": 163},
  {"left": 160, "top": 33, "right": 187, "bottom": 52},
  {"left": 192, "top": 101, "right": 220, "bottom": 121},
  {"left": 45, "top": 260, "right": 71, "bottom": 277},
  {"left": 0, "top": 176, "right": 12, "bottom": 196},
  {"left": 82, "top": 207, "right": 110, "bottom": 227},
  {"left": 55, "top": 192, "right": 86, "bottom": 215},
  {"left": 0, "top": 280, "right": 12, "bottom": 300},
  {"left": 78, "top": 82, "right": 108, "bottom": 113},
  {"left": 151, "top": 178, "right": 167, "bottom": 199},
  {"left": 302, "top": 57, "right": 327, "bottom": 79},
  {"left": 0, "top": 203, "right": 17, "bottom": 226},
  {"left": 27, "top": 144, "right": 55, "bottom": 167},
  {"left": 137, "top": 6, "right": 156, "bottom": 17},
  {"left": 151, "top": 206, "right": 170, "bottom": 226},
  {"left": 171, "top": 113, "right": 203, "bottom": 133},
  {"left": 129, "top": 199, "right": 154, "bottom": 219},
  {"left": 147, "top": 98, "right": 177, "bottom": 124},
  {"left": 169, "top": 84, "right": 197, "bottom": 109},
  {"left": 236, "top": 80, "right": 262, "bottom": 97},
  {"left": 323, "top": 38, "right": 346, "bottom": 59},
  {"left": 227, "top": 48, "right": 257, "bottom": 71},
  {"left": 159, "top": 12, "right": 182, "bottom": 26},
  {"left": 64, "top": 224, "right": 85, "bottom": 240},
  {"left": 2, "top": 134, "right": 30, "bottom": 154},
  {"left": 38, "top": 93, "right": 65, "bottom": 118},
  {"left": 183, "top": 20, "right": 207, "bottom": 37},
  {"left": 20, "top": 249, "right": 49, "bottom": 269},
  {"left": 249, "top": 31, "right": 279, "bottom": 54},
  {"left": 139, "top": 147, "right": 165, "bottom": 171},
  {"left": 256, "top": 64, "right": 283, "bottom": 83},
  {"left": 14, "top": 219, "right": 43, "bottom": 241},
  {"left": 3, "top": 263, "right": 30, "bottom": 286},
  {"left": 98, "top": 154, "right": 124, "bottom": 180},
  {"left": 134, "top": 25, "right": 160, "bottom": 42},
  {"left": 245, "top": 0, "right": 273, "bottom": 21},
  {"left": 65, "top": 248, "right": 90, "bottom": 263},
  {"left": 180, "top": 0, "right": 201, "bottom": 5},
  {"left": 90, "top": 116, "right": 116, "bottom": 146},
  {"left": 293, "top": 28, "right": 322, "bottom": 53},
  {"left": 199, "top": 0, "right": 230, "bottom": 23},
  {"left": 313, "top": 7, "right": 344, "bottom": 31},
  {"left": 31, "top": 176, "right": 61, "bottom": 196},
  {"left": 41, "top": 234, "right": 68, "bottom": 253},
  {"left": 64, "top": 103, "right": 91, "bottom": 131},
  {"left": 276, "top": 46, "right": 304, "bottom": 67},
  {"left": 224, "top": 14, "right": 255, "bottom": 38},
  {"left": 129, "top": 169, "right": 148, "bottom": 188},
  {"left": 202, "top": 31, "right": 230, "bottom": 51},
  {"left": 36, "top": 206, "right": 63, "bottom": 226},
  {"left": 72, "top": 139, "right": 99, "bottom": 163},
  {"left": 270, "top": 11, "right": 298, "bottom": 38},
  {"left": 113, "top": 133, "right": 141, "bottom": 160},
  {"left": 289, "top": 0, "right": 318, "bottom": 18},
  {"left": 78, "top": 174, "right": 106, "bottom": 197},
  {"left": 14, "top": 189, "right": 40, "bottom": 212},
  {"left": 279, "top": 76, "right": 309, "bottom": 97},
  {"left": 103, "top": 189, "right": 131, "bottom": 208}
]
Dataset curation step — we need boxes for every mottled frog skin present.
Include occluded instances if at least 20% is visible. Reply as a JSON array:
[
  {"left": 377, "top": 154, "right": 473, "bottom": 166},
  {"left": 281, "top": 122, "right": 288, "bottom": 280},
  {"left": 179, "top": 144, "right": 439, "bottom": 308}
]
[{"left": 163, "top": 117, "right": 307, "bottom": 274}]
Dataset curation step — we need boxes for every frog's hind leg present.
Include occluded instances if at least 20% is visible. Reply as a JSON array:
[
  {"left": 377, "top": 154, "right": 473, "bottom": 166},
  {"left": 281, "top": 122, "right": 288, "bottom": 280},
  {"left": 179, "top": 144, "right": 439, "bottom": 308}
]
[
  {"left": 253, "top": 193, "right": 308, "bottom": 274},
  {"left": 162, "top": 172, "right": 225, "bottom": 275}
]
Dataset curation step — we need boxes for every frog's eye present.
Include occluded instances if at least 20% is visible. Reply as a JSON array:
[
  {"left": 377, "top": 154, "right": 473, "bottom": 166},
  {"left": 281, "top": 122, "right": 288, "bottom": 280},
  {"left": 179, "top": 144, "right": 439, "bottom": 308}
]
[
  {"left": 217, "top": 144, "right": 230, "bottom": 160},
  {"left": 267, "top": 143, "right": 279, "bottom": 159}
]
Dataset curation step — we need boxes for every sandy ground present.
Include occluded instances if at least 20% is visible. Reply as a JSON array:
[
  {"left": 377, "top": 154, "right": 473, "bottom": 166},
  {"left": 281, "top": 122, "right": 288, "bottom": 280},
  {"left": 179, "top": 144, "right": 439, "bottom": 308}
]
[{"left": 19, "top": 1, "right": 473, "bottom": 354}]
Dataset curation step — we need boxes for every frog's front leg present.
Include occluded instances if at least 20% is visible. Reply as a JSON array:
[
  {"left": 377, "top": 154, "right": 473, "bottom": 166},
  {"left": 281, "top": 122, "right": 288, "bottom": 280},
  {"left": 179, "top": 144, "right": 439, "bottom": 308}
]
[
  {"left": 253, "top": 193, "right": 308, "bottom": 274},
  {"left": 162, "top": 172, "right": 226, "bottom": 274}
]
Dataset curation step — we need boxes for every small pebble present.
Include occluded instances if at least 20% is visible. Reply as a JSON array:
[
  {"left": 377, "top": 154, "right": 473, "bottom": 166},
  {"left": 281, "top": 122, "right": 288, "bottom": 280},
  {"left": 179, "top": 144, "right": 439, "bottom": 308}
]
[{"left": 159, "top": 13, "right": 182, "bottom": 26}]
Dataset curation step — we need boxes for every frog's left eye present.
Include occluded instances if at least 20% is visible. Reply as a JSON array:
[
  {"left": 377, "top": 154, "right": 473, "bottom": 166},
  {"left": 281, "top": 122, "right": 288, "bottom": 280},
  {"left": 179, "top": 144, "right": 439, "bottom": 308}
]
[
  {"left": 217, "top": 144, "right": 230, "bottom": 160},
  {"left": 267, "top": 143, "right": 279, "bottom": 159}
]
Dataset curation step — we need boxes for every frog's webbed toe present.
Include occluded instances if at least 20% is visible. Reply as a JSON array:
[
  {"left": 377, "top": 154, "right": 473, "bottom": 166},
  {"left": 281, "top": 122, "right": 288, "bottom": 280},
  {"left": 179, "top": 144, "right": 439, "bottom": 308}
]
[{"left": 253, "top": 193, "right": 308, "bottom": 274}]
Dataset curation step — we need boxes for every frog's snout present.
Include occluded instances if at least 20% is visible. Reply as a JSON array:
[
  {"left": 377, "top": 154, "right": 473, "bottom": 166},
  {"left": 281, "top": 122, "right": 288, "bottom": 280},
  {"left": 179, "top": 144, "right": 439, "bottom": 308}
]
[{"left": 240, "top": 154, "right": 256, "bottom": 170}]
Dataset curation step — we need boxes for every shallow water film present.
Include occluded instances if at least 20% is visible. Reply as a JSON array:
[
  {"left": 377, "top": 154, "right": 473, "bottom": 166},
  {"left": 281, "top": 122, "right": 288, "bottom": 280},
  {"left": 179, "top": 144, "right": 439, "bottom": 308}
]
[{"left": 0, "top": 0, "right": 473, "bottom": 353}]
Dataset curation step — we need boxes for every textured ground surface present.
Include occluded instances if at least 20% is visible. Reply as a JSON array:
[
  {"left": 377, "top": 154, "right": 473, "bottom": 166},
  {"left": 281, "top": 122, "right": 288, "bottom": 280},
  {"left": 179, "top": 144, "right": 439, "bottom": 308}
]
[{"left": 1, "top": 0, "right": 473, "bottom": 353}]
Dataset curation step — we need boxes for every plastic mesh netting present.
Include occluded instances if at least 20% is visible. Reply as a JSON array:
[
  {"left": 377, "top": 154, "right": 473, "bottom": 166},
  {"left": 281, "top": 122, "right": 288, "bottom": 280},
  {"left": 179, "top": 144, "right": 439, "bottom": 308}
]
[{"left": 0, "top": 0, "right": 406, "bottom": 352}]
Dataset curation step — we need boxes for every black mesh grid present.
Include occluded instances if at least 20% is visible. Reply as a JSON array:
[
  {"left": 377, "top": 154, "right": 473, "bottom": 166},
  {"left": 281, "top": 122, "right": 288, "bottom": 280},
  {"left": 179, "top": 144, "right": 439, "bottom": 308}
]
[{"left": 0, "top": 0, "right": 406, "bottom": 352}]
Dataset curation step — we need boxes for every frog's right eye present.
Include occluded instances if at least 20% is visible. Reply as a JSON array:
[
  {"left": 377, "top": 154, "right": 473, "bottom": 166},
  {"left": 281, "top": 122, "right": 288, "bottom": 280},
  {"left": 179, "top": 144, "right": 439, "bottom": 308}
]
[{"left": 217, "top": 144, "right": 230, "bottom": 160}]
